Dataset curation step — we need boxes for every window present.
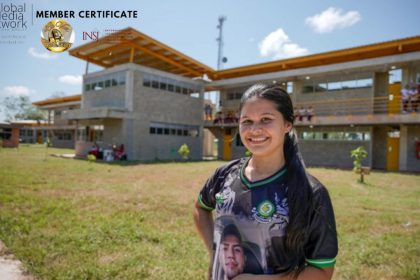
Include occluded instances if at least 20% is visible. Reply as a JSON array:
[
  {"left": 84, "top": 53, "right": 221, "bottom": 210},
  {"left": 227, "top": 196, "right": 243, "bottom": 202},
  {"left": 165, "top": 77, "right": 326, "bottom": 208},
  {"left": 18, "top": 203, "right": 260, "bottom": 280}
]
[
  {"left": 85, "top": 71, "right": 126, "bottom": 92},
  {"left": 143, "top": 74, "right": 151, "bottom": 87},
  {"left": 302, "top": 76, "right": 373, "bottom": 94},
  {"left": 148, "top": 122, "right": 199, "bottom": 138},
  {"left": 160, "top": 79, "right": 167, "bottom": 90},
  {"left": 141, "top": 72, "right": 202, "bottom": 98},
  {"left": 0, "top": 128, "right": 12, "bottom": 140},
  {"left": 301, "top": 131, "right": 370, "bottom": 141},
  {"left": 168, "top": 83, "right": 174, "bottom": 92}
]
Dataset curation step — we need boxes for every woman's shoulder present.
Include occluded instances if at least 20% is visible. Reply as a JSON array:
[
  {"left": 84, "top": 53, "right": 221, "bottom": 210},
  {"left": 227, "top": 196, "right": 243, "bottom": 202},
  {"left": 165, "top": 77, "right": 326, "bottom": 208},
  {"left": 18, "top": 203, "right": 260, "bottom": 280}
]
[
  {"left": 307, "top": 173, "right": 332, "bottom": 201},
  {"left": 214, "top": 157, "right": 247, "bottom": 176}
]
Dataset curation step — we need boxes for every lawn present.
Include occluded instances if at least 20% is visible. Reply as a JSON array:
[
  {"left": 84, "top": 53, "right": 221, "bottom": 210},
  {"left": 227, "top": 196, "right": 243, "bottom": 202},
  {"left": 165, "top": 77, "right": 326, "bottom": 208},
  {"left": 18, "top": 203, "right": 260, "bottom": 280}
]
[{"left": 0, "top": 145, "right": 419, "bottom": 280}]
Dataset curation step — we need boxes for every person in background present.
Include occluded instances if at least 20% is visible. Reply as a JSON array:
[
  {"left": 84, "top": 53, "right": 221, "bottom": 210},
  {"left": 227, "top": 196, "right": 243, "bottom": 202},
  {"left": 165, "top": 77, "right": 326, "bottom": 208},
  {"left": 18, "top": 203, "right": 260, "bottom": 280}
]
[{"left": 401, "top": 84, "right": 410, "bottom": 113}]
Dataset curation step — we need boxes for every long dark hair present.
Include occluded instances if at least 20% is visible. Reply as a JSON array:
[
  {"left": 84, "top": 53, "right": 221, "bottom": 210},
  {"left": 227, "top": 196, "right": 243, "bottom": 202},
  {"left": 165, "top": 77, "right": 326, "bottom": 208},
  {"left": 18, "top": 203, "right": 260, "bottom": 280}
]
[{"left": 239, "top": 83, "right": 314, "bottom": 276}]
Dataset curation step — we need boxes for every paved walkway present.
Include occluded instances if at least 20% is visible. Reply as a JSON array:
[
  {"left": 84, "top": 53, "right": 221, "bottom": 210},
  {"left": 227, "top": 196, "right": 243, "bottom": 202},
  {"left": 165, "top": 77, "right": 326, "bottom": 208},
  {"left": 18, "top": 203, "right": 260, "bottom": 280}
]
[{"left": 0, "top": 241, "right": 33, "bottom": 280}]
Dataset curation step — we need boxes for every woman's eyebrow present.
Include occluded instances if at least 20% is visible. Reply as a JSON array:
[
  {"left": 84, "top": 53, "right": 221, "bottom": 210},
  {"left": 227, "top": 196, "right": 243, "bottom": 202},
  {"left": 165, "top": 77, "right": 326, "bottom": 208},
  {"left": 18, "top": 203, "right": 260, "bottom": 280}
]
[{"left": 240, "top": 112, "right": 275, "bottom": 118}]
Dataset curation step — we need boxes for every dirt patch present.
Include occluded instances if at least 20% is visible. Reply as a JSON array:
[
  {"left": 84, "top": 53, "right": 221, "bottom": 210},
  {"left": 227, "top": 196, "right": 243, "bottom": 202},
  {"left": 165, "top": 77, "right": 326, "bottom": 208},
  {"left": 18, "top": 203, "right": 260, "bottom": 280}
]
[{"left": 0, "top": 241, "right": 34, "bottom": 280}]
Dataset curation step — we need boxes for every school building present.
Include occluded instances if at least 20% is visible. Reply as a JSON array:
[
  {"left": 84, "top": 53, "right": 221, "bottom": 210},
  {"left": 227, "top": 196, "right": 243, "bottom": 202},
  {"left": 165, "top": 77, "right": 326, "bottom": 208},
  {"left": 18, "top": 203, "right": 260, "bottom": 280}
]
[{"left": 33, "top": 28, "right": 420, "bottom": 172}]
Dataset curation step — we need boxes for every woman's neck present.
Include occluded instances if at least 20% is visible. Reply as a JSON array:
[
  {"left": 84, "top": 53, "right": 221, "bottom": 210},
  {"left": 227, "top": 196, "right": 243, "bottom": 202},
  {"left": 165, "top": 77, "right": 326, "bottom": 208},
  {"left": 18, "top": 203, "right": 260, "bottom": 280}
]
[{"left": 246, "top": 153, "right": 286, "bottom": 182}]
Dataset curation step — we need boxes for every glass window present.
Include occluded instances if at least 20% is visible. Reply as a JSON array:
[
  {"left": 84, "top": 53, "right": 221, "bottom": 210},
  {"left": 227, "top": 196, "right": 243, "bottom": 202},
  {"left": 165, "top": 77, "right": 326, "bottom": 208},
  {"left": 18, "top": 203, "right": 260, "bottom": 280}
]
[
  {"left": 164, "top": 128, "right": 170, "bottom": 135},
  {"left": 160, "top": 79, "right": 167, "bottom": 90},
  {"left": 150, "top": 127, "right": 156, "bottom": 134},
  {"left": 356, "top": 78, "right": 372, "bottom": 88},
  {"left": 328, "top": 81, "right": 341, "bottom": 91},
  {"left": 341, "top": 80, "right": 357, "bottom": 89},
  {"left": 105, "top": 80, "right": 111, "bottom": 88},
  {"left": 118, "top": 74, "right": 126, "bottom": 85},
  {"left": 152, "top": 79, "right": 159, "bottom": 89},
  {"left": 143, "top": 74, "right": 151, "bottom": 87},
  {"left": 85, "top": 84, "right": 91, "bottom": 91},
  {"left": 168, "top": 83, "right": 174, "bottom": 92}
]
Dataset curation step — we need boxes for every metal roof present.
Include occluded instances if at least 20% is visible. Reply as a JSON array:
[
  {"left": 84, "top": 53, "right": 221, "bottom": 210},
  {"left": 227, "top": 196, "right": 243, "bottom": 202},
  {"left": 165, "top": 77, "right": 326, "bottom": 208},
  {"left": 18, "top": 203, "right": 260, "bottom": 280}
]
[{"left": 69, "top": 27, "right": 215, "bottom": 79}]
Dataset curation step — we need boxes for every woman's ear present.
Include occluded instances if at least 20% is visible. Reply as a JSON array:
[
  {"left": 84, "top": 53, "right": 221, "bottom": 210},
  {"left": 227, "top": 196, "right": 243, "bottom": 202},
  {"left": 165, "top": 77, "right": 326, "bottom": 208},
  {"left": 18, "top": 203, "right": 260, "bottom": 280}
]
[{"left": 285, "top": 122, "right": 293, "bottom": 133}]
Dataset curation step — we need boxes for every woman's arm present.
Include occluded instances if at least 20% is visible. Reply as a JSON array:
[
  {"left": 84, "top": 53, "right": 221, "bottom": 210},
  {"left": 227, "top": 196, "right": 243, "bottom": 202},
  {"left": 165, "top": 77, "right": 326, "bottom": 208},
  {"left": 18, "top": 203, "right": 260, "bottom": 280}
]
[
  {"left": 233, "top": 266, "right": 334, "bottom": 280},
  {"left": 193, "top": 201, "right": 214, "bottom": 253}
]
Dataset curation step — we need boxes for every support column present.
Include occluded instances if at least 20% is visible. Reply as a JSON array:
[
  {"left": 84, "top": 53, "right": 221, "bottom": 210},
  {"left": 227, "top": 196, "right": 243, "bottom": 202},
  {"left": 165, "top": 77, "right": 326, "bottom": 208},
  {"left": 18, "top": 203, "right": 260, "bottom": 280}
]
[
  {"left": 399, "top": 125, "right": 408, "bottom": 171},
  {"left": 125, "top": 70, "right": 134, "bottom": 111}
]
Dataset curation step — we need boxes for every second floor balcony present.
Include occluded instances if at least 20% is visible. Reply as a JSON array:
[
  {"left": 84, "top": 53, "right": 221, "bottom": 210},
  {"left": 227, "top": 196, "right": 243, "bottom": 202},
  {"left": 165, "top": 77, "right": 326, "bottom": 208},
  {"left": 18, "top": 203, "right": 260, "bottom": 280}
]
[{"left": 204, "top": 95, "right": 420, "bottom": 128}]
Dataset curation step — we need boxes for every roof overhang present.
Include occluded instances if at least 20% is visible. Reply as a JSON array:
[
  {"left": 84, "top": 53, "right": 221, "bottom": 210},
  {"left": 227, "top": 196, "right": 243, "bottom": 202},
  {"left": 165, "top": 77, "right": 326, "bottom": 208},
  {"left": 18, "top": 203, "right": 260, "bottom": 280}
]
[
  {"left": 207, "top": 51, "right": 420, "bottom": 89},
  {"left": 33, "top": 95, "right": 81, "bottom": 108},
  {"left": 211, "top": 36, "right": 420, "bottom": 80},
  {"left": 69, "top": 28, "right": 215, "bottom": 79}
]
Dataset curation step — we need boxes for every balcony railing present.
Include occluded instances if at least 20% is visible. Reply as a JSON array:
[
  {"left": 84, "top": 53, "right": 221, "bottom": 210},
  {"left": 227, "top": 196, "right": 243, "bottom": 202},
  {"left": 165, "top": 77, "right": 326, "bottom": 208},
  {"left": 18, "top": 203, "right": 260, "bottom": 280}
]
[{"left": 204, "top": 95, "right": 419, "bottom": 127}]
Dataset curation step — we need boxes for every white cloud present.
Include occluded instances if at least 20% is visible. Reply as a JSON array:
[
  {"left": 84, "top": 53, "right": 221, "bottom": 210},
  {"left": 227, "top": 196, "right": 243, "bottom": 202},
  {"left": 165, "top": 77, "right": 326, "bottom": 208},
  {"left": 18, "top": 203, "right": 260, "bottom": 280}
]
[
  {"left": 259, "top": 28, "right": 309, "bottom": 60},
  {"left": 58, "top": 75, "right": 82, "bottom": 85},
  {"left": 28, "top": 47, "right": 57, "bottom": 60},
  {"left": 2, "top": 86, "right": 34, "bottom": 97},
  {"left": 305, "top": 7, "right": 361, "bottom": 33}
]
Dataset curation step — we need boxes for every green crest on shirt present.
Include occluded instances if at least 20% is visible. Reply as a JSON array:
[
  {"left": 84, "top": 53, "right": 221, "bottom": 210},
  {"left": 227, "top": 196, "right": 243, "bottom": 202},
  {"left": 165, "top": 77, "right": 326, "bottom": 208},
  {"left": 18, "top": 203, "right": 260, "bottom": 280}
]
[{"left": 257, "top": 200, "right": 275, "bottom": 218}]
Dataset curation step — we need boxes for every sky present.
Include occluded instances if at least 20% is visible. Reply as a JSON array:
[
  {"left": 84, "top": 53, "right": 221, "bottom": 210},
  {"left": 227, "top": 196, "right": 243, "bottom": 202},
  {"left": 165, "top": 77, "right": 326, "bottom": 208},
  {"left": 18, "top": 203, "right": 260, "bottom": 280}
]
[{"left": 0, "top": 0, "right": 419, "bottom": 121}]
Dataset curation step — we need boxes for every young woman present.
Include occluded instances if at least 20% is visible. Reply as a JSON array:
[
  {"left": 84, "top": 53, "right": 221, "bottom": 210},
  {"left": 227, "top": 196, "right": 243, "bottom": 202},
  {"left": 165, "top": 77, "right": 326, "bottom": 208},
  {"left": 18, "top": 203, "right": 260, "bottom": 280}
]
[{"left": 194, "top": 84, "right": 338, "bottom": 280}]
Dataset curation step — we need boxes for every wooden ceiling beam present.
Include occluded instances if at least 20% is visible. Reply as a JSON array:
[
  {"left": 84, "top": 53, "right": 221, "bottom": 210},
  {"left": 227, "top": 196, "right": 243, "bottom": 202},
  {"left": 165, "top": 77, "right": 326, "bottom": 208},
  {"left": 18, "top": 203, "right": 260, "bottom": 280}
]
[{"left": 127, "top": 42, "right": 203, "bottom": 77}]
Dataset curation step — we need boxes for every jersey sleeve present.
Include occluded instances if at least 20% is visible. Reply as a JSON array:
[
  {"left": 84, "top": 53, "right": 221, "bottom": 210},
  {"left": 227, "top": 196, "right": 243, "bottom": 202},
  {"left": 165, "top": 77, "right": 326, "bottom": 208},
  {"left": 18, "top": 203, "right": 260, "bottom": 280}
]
[
  {"left": 304, "top": 182, "right": 338, "bottom": 269},
  {"left": 197, "top": 166, "right": 225, "bottom": 211},
  {"left": 197, "top": 159, "right": 242, "bottom": 211}
]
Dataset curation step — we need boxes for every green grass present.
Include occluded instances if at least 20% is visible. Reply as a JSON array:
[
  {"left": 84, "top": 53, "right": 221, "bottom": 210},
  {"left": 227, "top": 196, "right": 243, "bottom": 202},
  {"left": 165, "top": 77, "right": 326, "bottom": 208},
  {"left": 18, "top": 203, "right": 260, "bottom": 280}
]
[{"left": 0, "top": 145, "right": 419, "bottom": 280}]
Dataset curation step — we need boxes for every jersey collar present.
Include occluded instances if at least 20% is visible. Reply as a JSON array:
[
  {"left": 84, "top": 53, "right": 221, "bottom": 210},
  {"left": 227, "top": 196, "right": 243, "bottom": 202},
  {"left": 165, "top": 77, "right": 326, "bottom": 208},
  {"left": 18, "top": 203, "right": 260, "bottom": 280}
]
[{"left": 240, "top": 157, "right": 287, "bottom": 189}]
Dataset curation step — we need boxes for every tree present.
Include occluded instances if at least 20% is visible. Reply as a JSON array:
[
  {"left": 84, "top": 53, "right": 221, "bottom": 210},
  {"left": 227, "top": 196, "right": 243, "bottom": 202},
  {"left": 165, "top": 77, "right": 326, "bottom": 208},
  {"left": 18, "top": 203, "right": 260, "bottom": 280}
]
[
  {"left": 350, "top": 146, "right": 369, "bottom": 183},
  {"left": 178, "top": 143, "right": 190, "bottom": 160},
  {"left": 3, "top": 95, "right": 46, "bottom": 121}
]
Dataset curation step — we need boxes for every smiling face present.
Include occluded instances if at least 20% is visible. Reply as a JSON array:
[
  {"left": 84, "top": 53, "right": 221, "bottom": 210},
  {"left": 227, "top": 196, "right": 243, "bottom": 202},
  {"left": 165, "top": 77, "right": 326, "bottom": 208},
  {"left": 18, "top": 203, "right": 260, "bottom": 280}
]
[
  {"left": 219, "top": 235, "right": 246, "bottom": 280},
  {"left": 239, "top": 97, "right": 292, "bottom": 158}
]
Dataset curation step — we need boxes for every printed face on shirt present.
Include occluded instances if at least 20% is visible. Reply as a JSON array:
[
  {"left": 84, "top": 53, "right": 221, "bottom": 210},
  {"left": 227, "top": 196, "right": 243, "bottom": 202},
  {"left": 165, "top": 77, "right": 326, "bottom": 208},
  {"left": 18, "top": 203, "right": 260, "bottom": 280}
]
[
  {"left": 219, "top": 235, "right": 246, "bottom": 280},
  {"left": 239, "top": 98, "right": 292, "bottom": 158}
]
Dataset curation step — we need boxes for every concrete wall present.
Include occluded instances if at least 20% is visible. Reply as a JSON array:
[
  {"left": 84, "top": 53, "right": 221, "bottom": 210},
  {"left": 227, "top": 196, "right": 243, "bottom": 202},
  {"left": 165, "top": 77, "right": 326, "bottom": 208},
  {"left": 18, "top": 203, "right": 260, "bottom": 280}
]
[
  {"left": 373, "top": 72, "right": 389, "bottom": 113},
  {"left": 128, "top": 68, "right": 203, "bottom": 160},
  {"left": 372, "top": 126, "right": 388, "bottom": 170},
  {"left": 296, "top": 126, "right": 371, "bottom": 168},
  {"left": 82, "top": 86, "right": 126, "bottom": 108},
  {"left": 405, "top": 125, "right": 420, "bottom": 172}
]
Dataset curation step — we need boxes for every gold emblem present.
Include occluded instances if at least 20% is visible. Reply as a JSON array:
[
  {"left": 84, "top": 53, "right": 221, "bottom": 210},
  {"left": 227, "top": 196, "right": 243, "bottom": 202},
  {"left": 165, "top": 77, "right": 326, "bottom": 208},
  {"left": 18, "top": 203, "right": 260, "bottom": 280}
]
[{"left": 41, "top": 20, "right": 74, "bottom": 53}]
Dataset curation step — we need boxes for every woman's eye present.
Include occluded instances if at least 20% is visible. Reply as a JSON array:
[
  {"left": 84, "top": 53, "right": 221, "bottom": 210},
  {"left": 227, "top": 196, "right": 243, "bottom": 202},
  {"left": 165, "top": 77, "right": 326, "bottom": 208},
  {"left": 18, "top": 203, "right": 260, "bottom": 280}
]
[
  {"left": 241, "top": 120, "right": 252, "bottom": 125},
  {"left": 261, "top": 118, "right": 272, "bottom": 123}
]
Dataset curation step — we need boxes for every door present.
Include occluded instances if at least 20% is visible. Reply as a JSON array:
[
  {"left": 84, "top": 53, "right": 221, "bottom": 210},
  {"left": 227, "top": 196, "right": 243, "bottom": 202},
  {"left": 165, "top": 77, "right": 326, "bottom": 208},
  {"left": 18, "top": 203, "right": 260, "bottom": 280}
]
[
  {"left": 222, "top": 129, "right": 232, "bottom": 161},
  {"left": 388, "top": 83, "right": 401, "bottom": 114},
  {"left": 386, "top": 136, "right": 399, "bottom": 171}
]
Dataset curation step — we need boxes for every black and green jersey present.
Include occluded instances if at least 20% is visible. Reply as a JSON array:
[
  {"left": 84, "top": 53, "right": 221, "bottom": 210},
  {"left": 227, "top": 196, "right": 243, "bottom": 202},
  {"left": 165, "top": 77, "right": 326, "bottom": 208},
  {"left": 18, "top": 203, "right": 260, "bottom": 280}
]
[{"left": 198, "top": 158, "right": 338, "bottom": 279}]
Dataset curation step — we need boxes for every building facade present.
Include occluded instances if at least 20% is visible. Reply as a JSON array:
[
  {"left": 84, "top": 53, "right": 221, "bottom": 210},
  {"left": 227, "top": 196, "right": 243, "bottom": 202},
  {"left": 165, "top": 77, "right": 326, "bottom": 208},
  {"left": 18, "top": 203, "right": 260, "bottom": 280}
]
[{"left": 33, "top": 28, "right": 420, "bottom": 171}]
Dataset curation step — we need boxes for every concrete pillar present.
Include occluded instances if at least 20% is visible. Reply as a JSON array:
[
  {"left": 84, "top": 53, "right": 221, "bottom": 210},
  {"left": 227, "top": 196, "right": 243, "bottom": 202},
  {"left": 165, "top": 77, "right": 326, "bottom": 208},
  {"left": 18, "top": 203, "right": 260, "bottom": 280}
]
[
  {"left": 399, "top": 125, "right": 408, "bottom": 171},
  {"left": 125, "top": 70, "right": 134, "bottom": 111},
  {"left": 373, "top": 72, "right": 388, "bottom": 114}
]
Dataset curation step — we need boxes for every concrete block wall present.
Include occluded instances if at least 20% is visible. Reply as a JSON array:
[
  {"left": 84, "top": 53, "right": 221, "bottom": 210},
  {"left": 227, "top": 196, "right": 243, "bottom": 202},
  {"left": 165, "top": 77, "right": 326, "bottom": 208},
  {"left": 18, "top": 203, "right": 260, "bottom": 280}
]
[
  {"left": 405, "top": 125, "right": 420, "bottom": 172},
  {"left": 82, "top": 86, "right": 125, "bottom": 108},
  {"left": 128, "top": 68, "right": 203, "bottom": 160}
]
